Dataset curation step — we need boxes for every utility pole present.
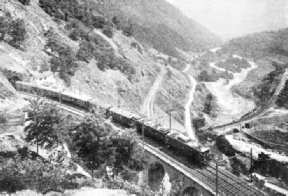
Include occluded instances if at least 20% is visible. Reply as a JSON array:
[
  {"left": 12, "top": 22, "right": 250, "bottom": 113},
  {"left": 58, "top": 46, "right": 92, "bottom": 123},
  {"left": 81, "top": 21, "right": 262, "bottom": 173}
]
[
  {"left": 34, "top": 111, "right": 39, "bottom": 154},
  {"left": 59, "top": 91, "right": 62, "bottom": 104},
  {"left": 250, "top": 148, "right": 253, "bottom": 181},
  {"left": 216, "top": 162, "right": 218, "bottom": 196},
  {"left": 169, "top": 112, "right": 172, "bottom": 130},
  {"left": 142, "top": 123, "right": 145, "bottom": 159}
]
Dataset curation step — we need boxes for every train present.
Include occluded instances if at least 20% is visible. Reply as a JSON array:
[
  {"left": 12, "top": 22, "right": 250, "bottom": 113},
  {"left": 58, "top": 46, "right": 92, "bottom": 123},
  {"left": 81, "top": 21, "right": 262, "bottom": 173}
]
[{"left": 15, "top": 81, "right": 210, "bottom": 166}]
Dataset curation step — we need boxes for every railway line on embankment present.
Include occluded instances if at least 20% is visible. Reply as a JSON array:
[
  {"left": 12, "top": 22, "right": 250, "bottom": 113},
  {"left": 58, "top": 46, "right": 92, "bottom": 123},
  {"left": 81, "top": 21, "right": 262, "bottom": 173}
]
[{"left": 212, "top": 69, "right": 288, "bottom": 133}]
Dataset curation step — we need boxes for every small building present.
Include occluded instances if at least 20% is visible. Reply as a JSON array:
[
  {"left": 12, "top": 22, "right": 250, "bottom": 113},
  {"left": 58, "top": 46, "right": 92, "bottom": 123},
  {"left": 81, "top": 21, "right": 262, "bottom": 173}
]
[
  {"left": 29, "top": 70, "right": 55, "bottom": 86},
  {"left": 155, "top": 54, "right": 169, "bottom": 64}
]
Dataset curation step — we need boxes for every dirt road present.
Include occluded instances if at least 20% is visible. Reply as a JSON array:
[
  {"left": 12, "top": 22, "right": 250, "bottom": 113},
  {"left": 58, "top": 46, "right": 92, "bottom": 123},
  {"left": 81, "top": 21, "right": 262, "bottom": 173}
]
[
  {"left": 141, "top": 65, "right": 166, "bottom": 118},
  {"left": 185, "top": 75, "right": 197, "bottom": 141}
]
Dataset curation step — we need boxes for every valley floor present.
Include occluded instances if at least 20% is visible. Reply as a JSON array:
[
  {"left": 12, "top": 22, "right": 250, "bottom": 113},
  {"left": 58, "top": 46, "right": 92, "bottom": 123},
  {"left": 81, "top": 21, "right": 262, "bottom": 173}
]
[{"left": 205, "top": 60, "right": 257, "bottom": 126}]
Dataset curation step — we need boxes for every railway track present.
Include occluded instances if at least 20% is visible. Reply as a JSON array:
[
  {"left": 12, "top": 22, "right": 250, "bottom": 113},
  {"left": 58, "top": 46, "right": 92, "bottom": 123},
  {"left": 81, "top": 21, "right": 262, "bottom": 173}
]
[
  {"left": 213, "top": 69, "right": 288, "bottom": 132},
  {"left": 19, "top": 90, "right": 264, "bottom": 195},
  {"left": 143, "top": 137, "right": 264, "bottom": 196}
]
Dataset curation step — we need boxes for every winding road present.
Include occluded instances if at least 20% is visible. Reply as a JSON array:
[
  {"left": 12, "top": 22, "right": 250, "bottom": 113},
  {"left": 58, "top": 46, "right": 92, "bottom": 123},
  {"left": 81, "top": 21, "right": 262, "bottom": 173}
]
[
  {"left": 182, "top": 64, "right": 197, "bottom": 141},
  {"left": 141, "top": 64, "right": 166, "bottom": 118},
  {"left": 185, "top": 75, "right": 197, "bottom": 141},
  {"left": 213, "top": 68, "right": 288, "bottom": 132}
]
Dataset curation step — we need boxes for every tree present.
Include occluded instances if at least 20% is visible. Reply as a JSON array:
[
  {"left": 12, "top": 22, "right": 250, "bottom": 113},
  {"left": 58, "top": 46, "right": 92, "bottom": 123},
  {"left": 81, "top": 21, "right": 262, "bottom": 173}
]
[
  {"left": 71, "top": 110, "right": 147, "bottom": 180},
  {"left": 110, "top": 130, "right": 147, "bottom": 181},
  {"left": 24, "top": 97, "right": 66, "bottom": 153},
  {"left": 0, "top": 14, "right": 27, "bottom": 49},
  {"left": 198, "top": 70, "right": 211, "bottom": 82},
  {"left": 8, "top": 18, "right": 27, "bottom": 48},
  {"left": 0, "top": 155, "right": 75, "bottom": 194},
  {"left": 0, "top": 16, "right": 9, "bottom": 41},
  {"left": 216, "top": 136, "right": 236, "bottom": 157},
  {"left": 71, "top": 113, "right": 114, "bottom": 179}
]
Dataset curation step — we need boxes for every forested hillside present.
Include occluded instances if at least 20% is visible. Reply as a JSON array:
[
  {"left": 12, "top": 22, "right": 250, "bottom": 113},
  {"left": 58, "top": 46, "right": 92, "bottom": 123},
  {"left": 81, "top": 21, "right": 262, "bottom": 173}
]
[
  {"left": 81, "top": 0, "right": 221, "bottom": 57},
  {"left": 221, "top": 28, "right": 288, "bottom": 59}
]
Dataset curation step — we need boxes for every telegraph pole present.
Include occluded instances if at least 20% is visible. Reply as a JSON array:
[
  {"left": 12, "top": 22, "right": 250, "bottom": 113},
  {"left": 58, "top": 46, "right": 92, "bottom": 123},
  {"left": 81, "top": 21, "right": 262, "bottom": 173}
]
[
  {"left": 250, "top": 148, "right": 253, "bottom": 181},
  {"left": 169, "top": 112, "right": 172, "bottom": 130},
  {"left": 142, "top": 123, "right": 145, "bottom": 159},
  {"left": 216, "top": 162, "right": 218, "bottom": 196}
]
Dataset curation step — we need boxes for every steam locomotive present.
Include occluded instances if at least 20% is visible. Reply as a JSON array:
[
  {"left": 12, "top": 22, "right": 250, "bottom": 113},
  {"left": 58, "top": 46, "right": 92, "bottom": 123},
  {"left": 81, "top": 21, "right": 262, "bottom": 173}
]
[{"left": 16, "top": 81, "right": 210, "bottom": 166}]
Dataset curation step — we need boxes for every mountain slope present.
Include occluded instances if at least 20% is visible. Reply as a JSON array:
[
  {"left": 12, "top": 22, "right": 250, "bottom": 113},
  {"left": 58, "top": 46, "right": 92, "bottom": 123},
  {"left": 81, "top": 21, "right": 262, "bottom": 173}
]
[
  {"left": 222, "top": 28, "right": 288, "bottom": 60},
  {"left": 83, "top": 0, "right": 221, "bottom": 57}
]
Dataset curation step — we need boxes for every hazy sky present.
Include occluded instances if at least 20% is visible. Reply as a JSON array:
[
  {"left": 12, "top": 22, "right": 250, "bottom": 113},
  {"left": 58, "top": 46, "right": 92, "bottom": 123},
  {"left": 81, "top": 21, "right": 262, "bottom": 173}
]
[{"left": 166, "top": 0, "right": 288, "bottom": 39}]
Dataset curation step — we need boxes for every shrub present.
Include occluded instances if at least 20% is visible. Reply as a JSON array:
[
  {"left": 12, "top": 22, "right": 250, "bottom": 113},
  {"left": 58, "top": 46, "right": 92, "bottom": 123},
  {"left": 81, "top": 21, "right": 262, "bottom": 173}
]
[
  {"left": 91, "top": 16, "right": 107, "bottom": 29},
  {"left": 102, "top": 25, "right": 114, "bottom": 38},
  {"left": 0, "top": 14, "right": 27, "bottom": 49},
  {"left": 0, "top": 151, "right": 84, "bottom": 194},
  {"left": 196, "top": 128, "right": 217, "bottom": 143},
  {"left": 230, "top": 158, "right": 249, "bottom": 176},
  {"left": 122, "top": 24, "right": 133, "bottom": 37},
  {"left": 39, "top": 0, "right": 109, "bottom": 30},
  {"left": 18, "top": 0, "right": 30, "bottom": 6},
  {"left": 45, "top": 31, "right": 78, "bottom": 85},
  {"left": 0, "top": 114, "right": 8, "bottom": 124},
  {"left": 192, "top": 117, "right": 205, "bottom": 130},
  {"left": 112, "top": 16, "right": 120, "bottom": 26},
  {"left": 203, "top": 93, "right": 213, "bottom": 114},
  {"left": 216, "top": 136, "right": 236, "bottom": 157}
]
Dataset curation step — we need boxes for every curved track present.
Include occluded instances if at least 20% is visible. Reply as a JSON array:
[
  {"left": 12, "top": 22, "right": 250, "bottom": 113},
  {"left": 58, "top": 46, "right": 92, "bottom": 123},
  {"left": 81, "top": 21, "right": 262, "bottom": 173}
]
[
  {"left": 213, "top": 69, "right": 288, "bottom": 132},
  {"left": 19, "top": 90, "right": 264, "bottom": 196}
]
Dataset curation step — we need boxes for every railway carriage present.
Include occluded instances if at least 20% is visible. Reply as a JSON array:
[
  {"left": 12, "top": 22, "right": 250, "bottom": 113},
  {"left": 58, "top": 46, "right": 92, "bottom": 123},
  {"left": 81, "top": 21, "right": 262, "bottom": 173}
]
[
  {"left": 16, "top": 81, "right": 91, "bottom": 110},
  {"left": 61, "top": 91, "right": 91, "bottom": 109},
  {"left": 16, "top": 81, "right": 60, "bottom": 100},
  {"left": 108, "top": 107, "right": 142, "bottom": 128},
  {"left": 15, "top": 81, "right": 211, "bottom": 166},
  {"left": 135, "top": 119, "right": 170, "bottom": 143}
]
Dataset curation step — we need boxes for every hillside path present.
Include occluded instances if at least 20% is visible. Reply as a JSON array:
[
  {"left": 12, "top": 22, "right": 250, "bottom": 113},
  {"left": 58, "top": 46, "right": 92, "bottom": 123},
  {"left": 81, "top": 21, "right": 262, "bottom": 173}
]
[
  {"left": 182, "top": 64, "right": 197, "bottom": 141},
  {"left": 141, "top": 65, "right": 166, "bottom": 118},
  {"left": 184, "top": 75, "right": 197, "bottom": 141}
]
